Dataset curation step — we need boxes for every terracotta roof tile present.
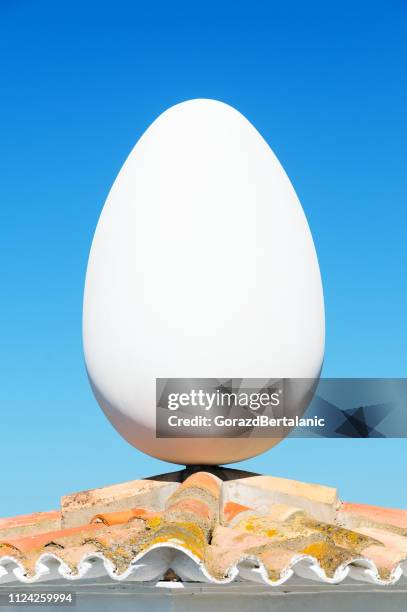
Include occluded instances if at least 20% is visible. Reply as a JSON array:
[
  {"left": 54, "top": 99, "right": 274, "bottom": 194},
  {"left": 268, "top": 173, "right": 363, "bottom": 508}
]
[
  {"left": 355, "top": 527, "right": 407, "bottom": 553},
  {"left": 360, "top": 544, "right": 406, "bottom": 579},
  {"left": 337, "top": 502, "right": 407, "bottom": 531},
  {"left": 257, "top": 546, "right": 302, "bottom": 582},
  {"left": 0, "top": 523, "right": 104, "bottom": 554},
  {"left": 179, "top": 472, "right": 221, "bottom": 498},
  {"left": 0, "top": 511, "right": 60, "bottom": 531},
  {"left": 90, "top": 507, "right": 160, "bottom": 526},
  {"left": 61, "top": 480, "right": 178, "bottom": 528},
  {"left": 52, "top": 543, "right": 100, "bottom": 572},
  {"left": 166, "top": 498, "right": 212, "bottom": 521},
  {"left": 222, "top": 475, "right": 339, "bottom": 523},
  {"left": 223, "top": 501, "right": 251, "bottom": 523},
  {"left": 0, "top": 511, "right": 61, "bottom": 540},
  {"left": 1, "top": 472, "right": 406, "bottom": 586}
]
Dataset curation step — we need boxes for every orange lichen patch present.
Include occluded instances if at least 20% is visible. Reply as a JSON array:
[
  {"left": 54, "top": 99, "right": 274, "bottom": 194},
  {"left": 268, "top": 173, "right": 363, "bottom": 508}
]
[
  {"left": 90, "top": 507, "right": 160, "bottom": 526},
  {"left": 166, "top": 498, "right": 212, "bottom": 521},
  {"left": 302, "top": 540, "right": 353, "bottom": 577},
  {"left": 223, "top": 501, "right": 251, "bottom": 523},
  {"left": 303, "top": 540, "right": 333, "bottom": 558},
  {"left": 338, "top": 502, "right": 407, "bottom": 531},
  {"left": 0, "top": 523, "right": 105, "bottom": 553}
]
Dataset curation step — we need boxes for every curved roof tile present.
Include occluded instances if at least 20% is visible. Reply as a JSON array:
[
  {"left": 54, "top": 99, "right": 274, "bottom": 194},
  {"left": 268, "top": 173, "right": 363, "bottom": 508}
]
[{"left": 0, "top": 472, "right": 406, "bottom": 586}]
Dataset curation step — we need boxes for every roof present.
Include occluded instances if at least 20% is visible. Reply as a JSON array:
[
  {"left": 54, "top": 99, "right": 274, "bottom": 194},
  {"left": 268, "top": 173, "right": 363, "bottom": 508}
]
[{"left": 0, "top": 471, "right": 406, "bottom": 586}]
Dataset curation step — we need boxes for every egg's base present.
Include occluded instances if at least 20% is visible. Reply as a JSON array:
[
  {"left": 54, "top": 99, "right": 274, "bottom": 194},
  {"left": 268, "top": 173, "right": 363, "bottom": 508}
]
[{"left": 146, "top": 464, "right": 259, "bottom": 483}]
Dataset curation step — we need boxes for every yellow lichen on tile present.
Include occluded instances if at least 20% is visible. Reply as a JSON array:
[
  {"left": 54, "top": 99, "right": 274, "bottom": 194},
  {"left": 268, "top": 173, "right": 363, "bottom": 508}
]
[
  {"left": 302, "top": 518, "right": 382, "bottom": 553},
  {"left": 140, "top": 520, "right": 207, "bottom": 560},
  {"left": 267, "top": 529, "right": 277, "bottom": 537},
  {"left": 146, "top": 516, "right": 162, "bottom": 529},
  {"left": 301, "top": 540, "right": 352, "bottom": 577}
]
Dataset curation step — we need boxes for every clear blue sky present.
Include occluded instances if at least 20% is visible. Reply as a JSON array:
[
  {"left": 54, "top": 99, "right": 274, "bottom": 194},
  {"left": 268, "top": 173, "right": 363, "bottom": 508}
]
[{"left": 1, "top": 1, "right": 406, "bottom": 516}]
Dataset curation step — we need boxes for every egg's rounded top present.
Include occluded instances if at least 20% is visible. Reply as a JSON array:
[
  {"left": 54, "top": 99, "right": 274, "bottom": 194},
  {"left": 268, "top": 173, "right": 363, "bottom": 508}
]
[{"left": 83, "top": 98, "right": 325, "bottom": 466}]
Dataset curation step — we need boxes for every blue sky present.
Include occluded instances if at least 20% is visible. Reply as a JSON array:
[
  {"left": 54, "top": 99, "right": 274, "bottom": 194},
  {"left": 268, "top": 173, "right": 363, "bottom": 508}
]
[{"left": 1, "top": 1, "right": 406, "bottom": 516}]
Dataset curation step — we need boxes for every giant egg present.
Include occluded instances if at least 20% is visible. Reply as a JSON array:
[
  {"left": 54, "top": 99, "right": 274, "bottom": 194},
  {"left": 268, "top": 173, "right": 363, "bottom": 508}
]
[{"left": 83, "top": 99, "right": 325, "bottom": 465}]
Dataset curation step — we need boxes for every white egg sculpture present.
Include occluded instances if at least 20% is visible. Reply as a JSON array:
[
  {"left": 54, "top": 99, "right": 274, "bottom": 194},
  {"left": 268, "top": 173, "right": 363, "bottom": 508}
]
[{"left": 83, "top": 99, "right": 325, "bottom": 465}]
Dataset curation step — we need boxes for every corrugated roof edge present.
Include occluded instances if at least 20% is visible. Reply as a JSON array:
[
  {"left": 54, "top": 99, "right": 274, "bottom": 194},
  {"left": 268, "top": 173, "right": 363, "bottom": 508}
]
[{"left": 0, "top": 542, "right": 406, "bottom": 586}]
